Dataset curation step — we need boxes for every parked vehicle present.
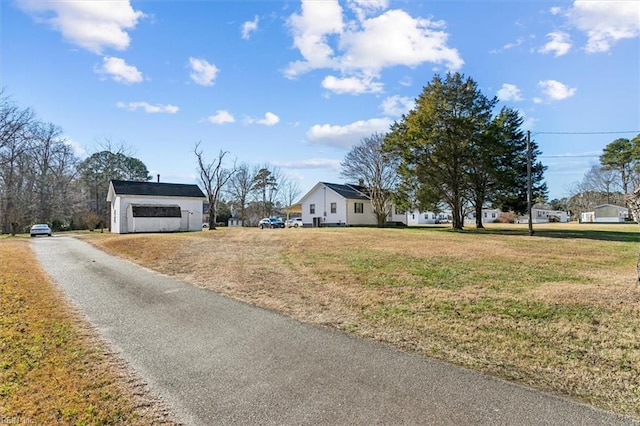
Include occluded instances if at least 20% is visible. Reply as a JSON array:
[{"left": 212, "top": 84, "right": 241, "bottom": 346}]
[
  {"left": 30, "top": 223, "right": 52, "bottom": 237},
  {"left": 259, "top": 217, "right": 285, "bottom": 229},
  {"left": 286, "top": 217, "right": 304, "bottom": 228}
]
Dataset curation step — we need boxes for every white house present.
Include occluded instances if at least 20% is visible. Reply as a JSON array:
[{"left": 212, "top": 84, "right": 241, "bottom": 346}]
[
  {"left": 465, "top": 209, "right": 502, "bottom": 223},
  {"left": 581, "top": 204, "right": 629, "bottom": 223},
  {"left": 406, "top": 209, "right": 452, "bottom": 225},
  {"left": 517, "top": 208, "right": 570, "bottom": 224},
  {"left": 107, "top": 180, "right": 206, "bottom": 234},
  {"left": 298, "top": 182, "right": 406, "bottom": 227}
]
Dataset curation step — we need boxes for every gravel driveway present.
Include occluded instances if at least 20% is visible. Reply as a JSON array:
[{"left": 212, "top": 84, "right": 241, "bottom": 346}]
[{"left": 32, "top": 237, "right": 636, "bottom": 425}]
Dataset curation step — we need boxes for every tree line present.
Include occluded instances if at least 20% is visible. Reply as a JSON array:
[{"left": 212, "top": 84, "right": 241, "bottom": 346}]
[
  {"left": 0, "top": 90, "right": 302, "bottom": 234},
  {"left": 4, "top": 72, "right": 552, "bottom": 233}
]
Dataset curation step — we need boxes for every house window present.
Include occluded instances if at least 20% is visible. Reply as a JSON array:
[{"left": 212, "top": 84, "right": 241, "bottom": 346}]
[
  {"left": 132, "top": 205, "right": 181, "bottom": 218},
  {"left": 310, "top": 204, "right": 316, "bottom": 214},
  {"left": 330, "top": 202, "right": 337, "bottom": 214},
  {"left": 354, "top": 203, "right": 364, "bottom": 214},
  {"left": 424, "top": 214, "right": 428, "bottom": 220}
]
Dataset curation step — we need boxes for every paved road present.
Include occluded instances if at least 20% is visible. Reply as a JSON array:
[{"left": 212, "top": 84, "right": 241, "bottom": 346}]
[{"left": 32, "top": 237, "right": 636, "bottom": 425}]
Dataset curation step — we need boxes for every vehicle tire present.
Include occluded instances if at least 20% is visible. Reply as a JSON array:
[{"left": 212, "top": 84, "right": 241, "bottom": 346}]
[
  {"left": 48, "top": 233, "right": 52, "bottom": 236},
  {"left": 294, "top": 223, "right": 299, "bottom": 228},
  {"left": 30, "top": 234, "right": 35, "bottom": 238},
  {"left": 259, "top": 224, "right": 264, "bottom": 229}
]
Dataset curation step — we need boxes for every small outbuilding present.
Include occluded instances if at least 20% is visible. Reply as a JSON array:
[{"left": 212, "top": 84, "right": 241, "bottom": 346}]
[{"left": 107, "top": 180, "right": 206, "bottom": 234}]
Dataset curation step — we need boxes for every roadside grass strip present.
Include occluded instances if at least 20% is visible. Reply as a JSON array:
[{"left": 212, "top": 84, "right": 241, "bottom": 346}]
[{"left": 0, "top": 239, "right": 174, "bottom": 425}]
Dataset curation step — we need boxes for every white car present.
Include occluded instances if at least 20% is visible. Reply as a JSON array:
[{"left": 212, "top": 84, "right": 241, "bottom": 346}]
[
  {"left": 286, "top": 217, "right": 304, "bottom": 228},
  {"left": 30, "top": 223, "right": 52, "bottom": 237}
]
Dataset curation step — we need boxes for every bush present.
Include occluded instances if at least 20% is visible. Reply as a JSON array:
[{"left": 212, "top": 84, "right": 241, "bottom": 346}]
[{"left": 494, "top": 211, "right": 517, "bottom": 223}]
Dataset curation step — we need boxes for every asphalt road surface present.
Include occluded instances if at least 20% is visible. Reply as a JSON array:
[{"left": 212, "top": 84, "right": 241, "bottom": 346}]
[{"left": 32, "top": 237, "right": 637, "bottom": 425}]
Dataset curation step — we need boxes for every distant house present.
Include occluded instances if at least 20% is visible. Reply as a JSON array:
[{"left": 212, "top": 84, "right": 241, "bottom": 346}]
[
  {"left": 406, "top": 209, "right": 452, "bottom": 225},
  {"left": 298, "top": 182, "right": 406, "bottom": 227},
  {"left": 465, "top": 209, "right": 502, "bottom": 223},
  {"left": 581, "top": 204, "right": 629, "bottom": 223},
  {"left": 517, "top": 208, "right": 570, "bottom": 224},
  {"left": 107, "top": 180, "right": 206, "bottom": 234}
]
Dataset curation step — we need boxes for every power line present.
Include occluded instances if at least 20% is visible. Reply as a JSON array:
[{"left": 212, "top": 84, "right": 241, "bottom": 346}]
[
  {"left": 540, "top": 154, "right": 600, "bottom": 158},
  {"left": 533, "top": 130, "right": 640, "bottom": 135}
]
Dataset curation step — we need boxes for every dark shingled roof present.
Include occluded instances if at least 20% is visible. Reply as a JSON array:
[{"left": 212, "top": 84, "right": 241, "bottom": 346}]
[
  {"left": 323, "top": 182, "right": 370, "bottom": 200},
  {"left": 110, "top": 180, "right": 206, "bottom": 198}
]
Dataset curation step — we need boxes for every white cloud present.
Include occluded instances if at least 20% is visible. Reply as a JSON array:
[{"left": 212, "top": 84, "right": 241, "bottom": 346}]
[
  {"left": 17, "top": 0, "right": 144, "bottom": 54},
  {"left": 550, "top": 6, "right": 562, "bottom": 15},
  {"left": 346, "top": 0, "right": 389, "bottom": 21},
  {"left": 241, "top": 15, "right": 259, "bottom": 40},
  {"left": 64, "top": 138, "right": 87, "bottom": 158},
  {"left": 285, "top": 2, "right": 462, "bottom": 95},
  {"left": 285, "top": 0, "right": 344, "bottom": 77},
  {"left": 497, "top": 83, "right": 523, "bottom": 102},
  {"left": 96, "top": 57, "right": 143, "bottom": 84},
  {"left": 567, "top": 1, "right": 640, "bottom": 53},
  {"left": 380, "top": 95, "right": 414, "bottom": 116},
  {"left": 189, "top": 57, "right": 219, "bottom": 86},
  {"left": 273, "top": 158, "right": 342, "bottom": 169},
  {"left": 116, "top": 101, "right": 179, "bottom": 113},
  {"left": 539, "top": 31, "right": 572, "bottom": 57},
  {"left": 538, "top": 80, "right": 577, "bottom": 101},
  {"left": 339, "top": 10, "right": 463, "bottom": 71},
  {"left": 247, "top": 112, "right": 280, "bottom": 126},
  {"left": 322, "top": 75, "right": 383, "bottom": 94},
  {"left": 307, "top": 117, "right": 393, "bottom": 149},
  {"left": 206, "top": 110, "right": 235, "bottom": 124},
  {"left": 503, "top": 37, "right": 524, "bottom": 50}
]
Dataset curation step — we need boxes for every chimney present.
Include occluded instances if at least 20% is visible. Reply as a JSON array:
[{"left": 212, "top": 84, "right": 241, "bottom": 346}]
[{"left": 157, "top": 174, "right": 160, "bottom": 183}]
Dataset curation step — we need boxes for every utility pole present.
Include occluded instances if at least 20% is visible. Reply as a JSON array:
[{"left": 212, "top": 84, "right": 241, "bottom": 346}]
[{"left": 527, "top": 130, "right": 534, "bottom": 236}]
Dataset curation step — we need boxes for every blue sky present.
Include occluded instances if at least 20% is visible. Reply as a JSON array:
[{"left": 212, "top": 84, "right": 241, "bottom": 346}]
[{"left": 2, "top": 0, "right": 639, "bottom": 201}]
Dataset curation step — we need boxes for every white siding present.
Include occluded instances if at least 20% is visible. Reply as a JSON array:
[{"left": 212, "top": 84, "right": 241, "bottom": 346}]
[
  {"left": 301, "top": 185, "right": 349, "bottom": 226},
  {"left": 111, "top": 195, "right": 203, "bottom": 233}
]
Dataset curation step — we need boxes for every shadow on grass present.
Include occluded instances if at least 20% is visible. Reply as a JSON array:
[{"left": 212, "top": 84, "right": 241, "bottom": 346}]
[{"left": 401, "top": 225, "right": 640, "bottom": 243}]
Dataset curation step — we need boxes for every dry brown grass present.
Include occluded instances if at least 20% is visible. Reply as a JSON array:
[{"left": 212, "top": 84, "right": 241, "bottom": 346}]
[
  {"left": 83, "top": 223, "right": 640, "bottom": 418},
  {"left": 0, "top": 238, "right": 176, "bottom": 425}
]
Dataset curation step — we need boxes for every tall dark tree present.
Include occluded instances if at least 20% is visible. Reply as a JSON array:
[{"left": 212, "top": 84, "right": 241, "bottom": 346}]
[
  {"left": 194, "top": 142, "right": 236, "bottom": 230},
  {"left": 490, "top": 108, "right": 547, "bottom": 216},
  {"left": 251, "top": 166, "right": 280, "bottom": 218},
  {"left": 341, "top": 133, "right": 399, "bottom": 227},
  {"left": 78, "top": 144, "right": 151, "bottom": 229},
  {"left": 384, "top": 72, "right": 496, "bottom": 230}
]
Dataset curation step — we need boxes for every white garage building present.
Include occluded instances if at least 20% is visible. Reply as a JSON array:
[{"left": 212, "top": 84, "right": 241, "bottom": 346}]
[{"left": 107, "top": 180, "right": 206, "bottom": 234}]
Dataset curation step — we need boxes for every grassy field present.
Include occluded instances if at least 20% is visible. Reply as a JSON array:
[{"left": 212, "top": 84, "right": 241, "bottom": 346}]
[
  {"left": 0, "top": 237, "right": 175, "bottom": 425},
  {"left": 82, "top": 222, "right": 640, "bottom": 419}
]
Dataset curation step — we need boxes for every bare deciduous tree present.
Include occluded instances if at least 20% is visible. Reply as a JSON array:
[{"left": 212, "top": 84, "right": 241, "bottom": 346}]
[
  {"left": 226, "top": 162, "right": 255, "bottom": 225},
  {"left": 194, "top": 142, "right": 236, "bottom": 229},
  {"left": 341, "top": 133, "right": 399, "bottom": 227}
]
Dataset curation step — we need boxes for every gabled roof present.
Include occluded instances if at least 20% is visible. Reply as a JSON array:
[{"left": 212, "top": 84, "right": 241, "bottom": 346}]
[
  {"left": 323, "top": 182, "right": 370, "bottom": 200},
  {"left": 109, "top": 180, "right": 206, "bottom": 199}
]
